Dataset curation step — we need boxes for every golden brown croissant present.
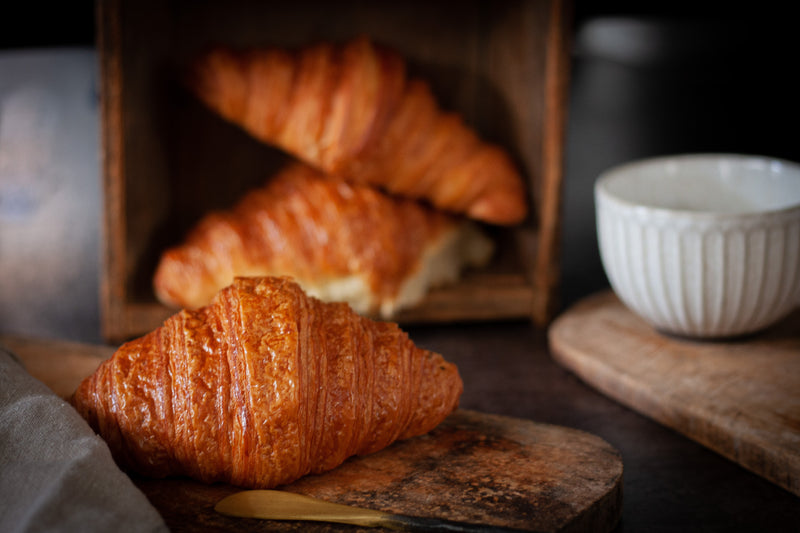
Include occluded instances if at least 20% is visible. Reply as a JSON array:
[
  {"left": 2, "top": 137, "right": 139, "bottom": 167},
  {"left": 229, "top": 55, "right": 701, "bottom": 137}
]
[
  {"left": 189, "top": 37, "right": 528, "bottom": 225},
  {"left": 153, "top": 162, "right": 493, "bottom": 316},
  {"left": 70, "top": 276, "right": 463, "bottom": 489}
]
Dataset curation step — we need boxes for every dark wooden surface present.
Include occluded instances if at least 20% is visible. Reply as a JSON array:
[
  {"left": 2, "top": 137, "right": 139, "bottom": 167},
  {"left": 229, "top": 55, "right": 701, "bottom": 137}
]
[
  {"left": 404, "top": 320, "right": 800, "bottom": 532},
  {"left": 5, "top": 334, "right": 622, "bottom": 533},
  {"left": 5, "top": 311, "right": 800, "bottom": 531},
  {"left": 135, "top": 410, "right": 622, "bottom": 533}
]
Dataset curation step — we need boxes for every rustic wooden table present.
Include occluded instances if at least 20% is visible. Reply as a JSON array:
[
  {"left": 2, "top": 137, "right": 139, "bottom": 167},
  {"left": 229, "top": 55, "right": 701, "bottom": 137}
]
[
  {"left": 403, "top": 317, "right": 800, "bottom": 532},
  {"left": 6, "top": 308, "right": 799, "bottom": 532}
]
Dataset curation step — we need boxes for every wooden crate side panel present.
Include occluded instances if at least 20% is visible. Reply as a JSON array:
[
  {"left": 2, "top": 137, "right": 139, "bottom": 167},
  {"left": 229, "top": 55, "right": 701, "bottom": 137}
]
[
  {"left": 534, "top": 0, "right": 572, "bottom": 323},
  {"left": 98, "top": 0, "right": 126, "bottom": 341}
]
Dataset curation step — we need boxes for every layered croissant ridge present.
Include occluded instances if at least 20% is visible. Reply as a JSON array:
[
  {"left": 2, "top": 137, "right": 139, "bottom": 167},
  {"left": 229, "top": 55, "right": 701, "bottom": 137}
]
[
  {"left": 189, "top": 37, "right": 528, "bottom": 225},
  {"left": 70, "top": 276, "right": 463, "bottom": 489},
  {"left": 153, "top": 162, "right": 494, "bottom": 316}
]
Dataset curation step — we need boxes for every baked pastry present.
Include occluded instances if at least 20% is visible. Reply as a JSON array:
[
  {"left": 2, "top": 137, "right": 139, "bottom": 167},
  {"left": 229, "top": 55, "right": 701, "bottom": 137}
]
[
  {"left": 188, "top": 37, "right": 528, "bottom": 225},
  {"left": 153, "top": 162, "right": 493, "bottom": 317},
  {"left": 70, "top": 276, "right": 463, "bottom": 489}
]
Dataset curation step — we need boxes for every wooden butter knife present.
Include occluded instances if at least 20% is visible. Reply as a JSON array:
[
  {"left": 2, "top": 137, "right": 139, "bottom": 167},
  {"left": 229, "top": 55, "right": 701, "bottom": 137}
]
[{"left": 215, "top": 489, "right": 538, "bottom": 532}]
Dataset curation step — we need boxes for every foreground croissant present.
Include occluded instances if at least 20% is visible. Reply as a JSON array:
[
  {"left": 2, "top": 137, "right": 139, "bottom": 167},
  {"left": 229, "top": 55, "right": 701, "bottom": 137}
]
[
  {"left": 70, "top": 276, "right": 463, "bottom": 489},
  {"left": 189, "top": 37, "right": 528, "bottom": 225},
  {"left": 153, "top": 162, "right": 493, "bottom": 316}
]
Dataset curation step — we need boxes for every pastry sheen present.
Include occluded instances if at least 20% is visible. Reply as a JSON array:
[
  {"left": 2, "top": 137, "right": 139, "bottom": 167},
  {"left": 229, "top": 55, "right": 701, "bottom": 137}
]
[
  {"left": 70, "top": 276, "right": 463, "bottom": 489},
  {"left": 189, "top": 37, "right": 528, "bottom": 225},
  {"left": 153, "top": 162, "right": 493, "bottom": 316}
]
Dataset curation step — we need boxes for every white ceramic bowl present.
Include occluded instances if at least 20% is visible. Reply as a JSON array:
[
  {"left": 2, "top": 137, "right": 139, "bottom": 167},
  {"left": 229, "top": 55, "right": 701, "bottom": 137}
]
[{"left": 595, "top": 154, "right": 800, "bottom": 338}]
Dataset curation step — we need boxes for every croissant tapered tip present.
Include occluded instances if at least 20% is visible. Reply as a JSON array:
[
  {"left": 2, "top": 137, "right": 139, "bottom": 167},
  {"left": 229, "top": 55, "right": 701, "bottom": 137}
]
[
  {"left": 186, "top": 46, "right": 250, "bottom": 122},
  {"left": 468, "top": 193, "right": 529, "bottom": 226}
]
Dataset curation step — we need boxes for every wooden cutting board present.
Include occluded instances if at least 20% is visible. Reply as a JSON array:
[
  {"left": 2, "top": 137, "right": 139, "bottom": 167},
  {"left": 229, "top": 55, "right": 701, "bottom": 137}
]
[
  {"left": 549, "top": 290, "right": 800, "bottom": 497},
  {"left": 2, "top": 335, "right": 623, "bottom": 533}
]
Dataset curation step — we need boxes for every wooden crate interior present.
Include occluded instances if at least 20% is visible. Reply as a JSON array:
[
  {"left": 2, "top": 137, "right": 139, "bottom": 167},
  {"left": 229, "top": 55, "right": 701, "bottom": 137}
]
[{"left": 100, "top": 0, "right": 570, "bottom": 342}]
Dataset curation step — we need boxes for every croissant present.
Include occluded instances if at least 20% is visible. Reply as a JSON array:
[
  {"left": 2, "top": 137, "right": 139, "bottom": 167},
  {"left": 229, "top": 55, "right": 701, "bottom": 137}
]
[
  {"left": 189, "top": 37, "right": 528, "bottom": 225},
  {"left": 153, "top": 162, "right": 493, "bottom": 316},
  {"left": 70, "top": 276, "right": 463, "bottom": 489}
]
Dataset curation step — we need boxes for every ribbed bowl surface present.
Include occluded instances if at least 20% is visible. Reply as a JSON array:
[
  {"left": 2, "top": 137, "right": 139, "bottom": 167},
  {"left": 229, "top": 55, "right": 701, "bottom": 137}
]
[{"left": 595, "top": 154, "right": 800, "bottom": 338}]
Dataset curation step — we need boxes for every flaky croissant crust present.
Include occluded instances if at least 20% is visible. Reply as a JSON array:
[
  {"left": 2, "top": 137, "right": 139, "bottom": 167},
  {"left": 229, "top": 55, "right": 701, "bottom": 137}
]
[
  {"left": 190, "top": 37, "right": 528, "bottom": 225},
  {"left": 152, "top": 162, "right": 459, "bottom": 312},
  {"left": 71, "top": 276, "right": 463, "bottom": 489}
]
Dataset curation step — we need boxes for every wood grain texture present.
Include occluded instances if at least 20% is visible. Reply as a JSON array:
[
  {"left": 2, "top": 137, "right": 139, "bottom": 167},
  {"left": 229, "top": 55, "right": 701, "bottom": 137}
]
[
  {"left": 548, "top": 290, "right": 800, "bottom": 497},
  {"left": 136, "top": 410, "right": 622, "bottom": 533},
  {"left": 98, "top": 0, "right": 572, "bottom": 343},
  {"left": 3, "top": 334, "right": 621, "bottom": 533}
]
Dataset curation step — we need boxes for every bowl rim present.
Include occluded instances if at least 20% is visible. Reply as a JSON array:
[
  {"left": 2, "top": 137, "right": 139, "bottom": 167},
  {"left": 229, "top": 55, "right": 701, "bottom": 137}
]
[{"left": 594, "top": 153, "right": 800, "bottom": 219}]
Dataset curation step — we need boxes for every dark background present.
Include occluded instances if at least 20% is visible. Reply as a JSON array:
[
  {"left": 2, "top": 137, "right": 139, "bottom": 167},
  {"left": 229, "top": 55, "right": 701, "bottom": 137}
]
[{"left": 2, "top": 0, "right": 797, "bottom": 319}]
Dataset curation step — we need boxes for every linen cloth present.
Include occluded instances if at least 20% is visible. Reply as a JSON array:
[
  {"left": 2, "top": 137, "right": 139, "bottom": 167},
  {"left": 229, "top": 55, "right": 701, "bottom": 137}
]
[{"left": 0, "top": 345, "right": 168, "bottom": 533}]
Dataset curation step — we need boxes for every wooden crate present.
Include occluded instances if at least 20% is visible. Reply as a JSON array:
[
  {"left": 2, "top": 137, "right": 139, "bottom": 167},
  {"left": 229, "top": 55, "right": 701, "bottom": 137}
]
[{"left": 98, "top": 0, "right": 572, "bottom": 343}]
